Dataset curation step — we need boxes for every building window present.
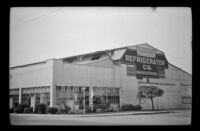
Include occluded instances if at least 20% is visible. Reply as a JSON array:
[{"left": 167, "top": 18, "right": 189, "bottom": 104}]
[
  {"left": 35, "top": 93, "right": 41, "bottom": 105},
  {"left": 10, "top": 94, "right": 19, "bottom": 107},
  {"left": 158, "top": 67, "right": 165, "bottom": 78},
  {"left": 22, "top": 93, "right": 30, "bottom": 104},
  {"left": 56, "top": 86, "right": 61, "bottom": 91},
  {"left": 127, "top": 64, "right": 136, "bottom": 76},
  {"left": 182, "top": 96, "right": 192, "bottom": 104},
  {"left": 91, "top": 55, "right": 101, "bottom": 61},
  {"left": 41, "top": 92, "right": 50, "bottom": 105},
  {"left": 93, "top": 87, "right": 120, "bottom": 109}
]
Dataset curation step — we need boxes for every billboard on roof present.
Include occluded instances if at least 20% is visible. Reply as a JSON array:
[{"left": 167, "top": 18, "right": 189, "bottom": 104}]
[{"left": 121, "top": 49, "right": 168, "bottom": 78}]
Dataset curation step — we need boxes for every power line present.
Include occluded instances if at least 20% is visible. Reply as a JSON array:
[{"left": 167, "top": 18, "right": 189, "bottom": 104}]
[{"left": 12, "top": 8, "right": 63, "bottom": 31}]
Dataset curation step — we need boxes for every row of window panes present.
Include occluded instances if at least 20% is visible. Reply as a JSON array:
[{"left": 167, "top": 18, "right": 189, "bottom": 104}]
[
  {"left": 56, "top": 87, "right": 119, "bottom": 107},
  {"left": 41, "top": 93, "right": 50, "bottom": 105},
  {"left": 93, "top": 87, "right": 119, "bottom": 96},
  {"left": 10, "top": 95, "right": 19, "bottom": 105},
  {"left": 56, "top": 89, "right": 90, "bottom": 106},
  {"left": 9, "top": 89, "right": 19, "bottom": 95},
  {"left": 35, "top": 94, "right": 40, "bottom": 104},
  {"left": 93, "top": 96, "right": 120, "bottom": 106},
  {"left": 22, "top": 93, "right": 50, "bottom": 105},
  {"left": 56, "top": 91, "right": 74, "bottom": 105},
  {"left": 22, "top": 86, "right": 50, "bottom": 92},
  {"left": 56, "top": 86, "right": 89, "bottom": 92},
  {"left": 22, "top": 94, "right": 30, "bottom": 103}
]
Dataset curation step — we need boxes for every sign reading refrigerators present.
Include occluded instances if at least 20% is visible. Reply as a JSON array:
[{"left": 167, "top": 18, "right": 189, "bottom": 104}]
[{"left": 121, "top": 49, "right": 168, "bottom": 77}]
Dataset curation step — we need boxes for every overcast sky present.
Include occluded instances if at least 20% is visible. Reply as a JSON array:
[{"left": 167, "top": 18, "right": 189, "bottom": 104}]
[{"left": 10, "top": 7, "right": 192, "bottom": 74}]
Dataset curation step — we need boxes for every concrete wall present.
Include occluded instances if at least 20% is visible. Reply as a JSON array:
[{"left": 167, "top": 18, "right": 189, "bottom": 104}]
[
  {"left": 10, "top": 58, "right": 191, "bottom": 109},
  {"left": 165, "top": 64, "right": 192, "bottom": 85},
  {"left": 53, "top": 59, "right": 121, "bottom": 87},
  {"left": 53, "top": 59, "right": 141, "bottom": 107},
  {"left": 9, "top": 60, "right": 54, "bottom": 106},
  {"left": 9, "top": 60, "right": 53, "bottom": 89},
  {"left": 139, "top": 82, "right": 182, "bottom": 110},
  {"left": 85, "top": 59, "right": 114, "bottom": 68},
  {"left": 120, "top": 64, "right": 139, "bottom": 106},
  {"left": 138, "top": 64, "right": 192, "bottom": 110}
]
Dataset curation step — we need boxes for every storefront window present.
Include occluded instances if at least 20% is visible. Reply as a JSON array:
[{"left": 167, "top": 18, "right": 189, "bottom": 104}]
[
  {"left": 22, "top": 93, "right": 30, "bottom": 105},
  {"left": 41, "top": 92, "right": 50, "bottom": 105},
  {"left": 56, "top": 86, "right": 90, "bottom": 110},
  {"left": 35, "top": 93, "right": 40, "bottom": 105},
  {"left": 93, "top": 87, "right": 120, "bottom": 109},
  {"left": 10, "top": 94, "right": 19, "bottom": 108}
]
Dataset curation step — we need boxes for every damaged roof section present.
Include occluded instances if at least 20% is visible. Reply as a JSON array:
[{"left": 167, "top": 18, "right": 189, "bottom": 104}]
[{"left": 111, "top": 49, "right": 127, "bottom": 61}]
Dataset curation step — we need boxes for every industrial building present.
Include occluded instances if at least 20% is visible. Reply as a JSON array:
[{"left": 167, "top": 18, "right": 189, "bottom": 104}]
[{"left": 9, "top": 43, "right": 192, "bottom": 112}]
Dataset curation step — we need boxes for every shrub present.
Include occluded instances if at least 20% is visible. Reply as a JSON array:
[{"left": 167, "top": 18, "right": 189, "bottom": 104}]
[
  {"left": 14, "top": 103, "right": 19, "bottom": 108},
  {"left": 135, "top": 105, "right": 142, "bottom": 110},
  {"left": 86, "top": 107, "right": 96, "bottom": 113},
  {"left": 34, "top": 103, "right": 47, "bottom": 114},
  {"left": 14, "top": 107, "right": 22, "bottom": 113},
  {"left": 121, "top": 104, "right": 142, "bottom": 111},
  {"left": 23, "top": 107, "right": 33, "bottom": 113},
  {"left": 64, "top": 105, "right": 71, "bottom": 113},
  {"left": 68, "top": 110, "right": 75, "bottom": 114},
  {"left": 14, "top": 103, "right": 28, "bottom": 113},
  {"left": 58, "top": 108, "right": 65, "bottom": 114},
  {"left": 9, "top": 108, "right": 14, "bottom": 113},
  {"left": 108, "top": 109, "right": 114, "bottom": 112},
  {"left": 48, "top": 107, "right": 58, "bottom": 114}
]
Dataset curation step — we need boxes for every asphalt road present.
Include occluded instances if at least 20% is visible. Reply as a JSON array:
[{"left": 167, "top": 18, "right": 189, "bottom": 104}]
[{"left": 10, "top": 110, "right": 191, "bottom": 125}]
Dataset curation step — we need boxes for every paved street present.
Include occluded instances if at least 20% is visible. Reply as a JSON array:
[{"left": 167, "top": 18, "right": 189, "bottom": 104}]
[{"left": 10, "top": 110, "right": 191, "bottom": 125}]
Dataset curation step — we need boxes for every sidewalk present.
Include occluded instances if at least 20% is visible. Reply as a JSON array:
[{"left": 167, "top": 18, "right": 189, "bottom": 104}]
[
  {"left": 79, "top": 110, "right": 174, "bottom": 117},
  {"left": 10, "top": 110, "right": 180, "bottom": 118}
]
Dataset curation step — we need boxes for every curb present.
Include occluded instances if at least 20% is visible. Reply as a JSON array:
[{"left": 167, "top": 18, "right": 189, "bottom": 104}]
[
  {"left": 10, "top": 111, "right": 175, "bottom": 117},
  {"left": 79, "top": 111, "right": 173, "bottom": 117}
]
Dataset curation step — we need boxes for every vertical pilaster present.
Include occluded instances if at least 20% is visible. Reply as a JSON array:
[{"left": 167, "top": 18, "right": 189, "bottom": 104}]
[
  {"left": 31, "top": 94, "right": 36, "bottom": 112},
  {"left": 50, "top": 84, "right": 56, "bottom": 107},
  {"left": 46, "top": 59, "right": 56, "bottom": 108},
  {"left": 9, "top": 98, "right": 13, "bottom": 109},
  {"left": 19, "top": 88, "right": 22, "bottom": 104},
  {"left": 73, "top": 88, "right": 75, "bottom": 110},
  {"left": 89, "top": 87, "right": 94, "bottom": 111}
]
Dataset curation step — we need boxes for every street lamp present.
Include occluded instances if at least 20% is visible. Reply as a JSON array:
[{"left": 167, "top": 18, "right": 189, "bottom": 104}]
[{"left": 82, "top": 87, "right": 86, "bottom": 113}]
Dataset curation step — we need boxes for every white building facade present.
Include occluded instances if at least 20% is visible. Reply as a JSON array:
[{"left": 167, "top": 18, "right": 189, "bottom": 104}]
[{"left": 9, "top": 43, "right": 192, "bottom": 112}]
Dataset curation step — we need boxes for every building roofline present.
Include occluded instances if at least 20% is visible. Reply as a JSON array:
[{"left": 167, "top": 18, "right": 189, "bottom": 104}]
[
  {"left": 9, "top": 61, "right": 47, "bottom": 70},
  {"left": 10, "top": 43, "right": 168, "bottom": 69},
  {"left": 134, "top": 43, "right": 165, "bottom": 54},
  {"left": 168, "top": 62, "right": 192, "bottom": 76}
]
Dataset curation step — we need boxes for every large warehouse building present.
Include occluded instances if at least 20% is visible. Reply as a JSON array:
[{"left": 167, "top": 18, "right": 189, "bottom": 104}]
[{"left": 9, "top": 43, "right": 192, "bottom": 112}]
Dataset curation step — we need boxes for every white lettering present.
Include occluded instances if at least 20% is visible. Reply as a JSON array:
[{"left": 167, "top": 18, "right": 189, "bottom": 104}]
[{"left": 126, "top": 55, "right": 129, "bottom": 61}]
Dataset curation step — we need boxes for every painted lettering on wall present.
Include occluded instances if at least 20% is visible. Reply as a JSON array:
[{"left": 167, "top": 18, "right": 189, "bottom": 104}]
[{"left": 121, "top": 49, "right": 168, "bottom": 78}]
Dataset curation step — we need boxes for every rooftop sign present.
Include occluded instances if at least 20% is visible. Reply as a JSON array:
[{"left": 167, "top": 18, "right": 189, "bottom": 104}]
[
  {"left": 121, "top": 49, "right": 168, "bottom": 78},
  {"left": 136, "top": 46, "right": 156, "bottom": 58}
]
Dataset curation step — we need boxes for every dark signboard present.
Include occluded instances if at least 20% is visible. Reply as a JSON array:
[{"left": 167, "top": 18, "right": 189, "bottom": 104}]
[
  {"left": 127, "top": 64, "right": 136, "bottom": 76},
  {"left": 121, "top": 49, "right": 168, "bottom": 78}
]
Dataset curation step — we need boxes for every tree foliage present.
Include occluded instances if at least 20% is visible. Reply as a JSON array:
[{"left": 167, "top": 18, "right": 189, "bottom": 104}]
[{"left": 137, "top": 85, "right": 164, "bottom": 110}]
